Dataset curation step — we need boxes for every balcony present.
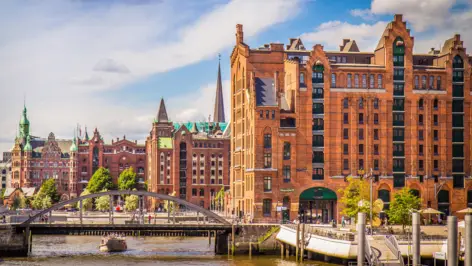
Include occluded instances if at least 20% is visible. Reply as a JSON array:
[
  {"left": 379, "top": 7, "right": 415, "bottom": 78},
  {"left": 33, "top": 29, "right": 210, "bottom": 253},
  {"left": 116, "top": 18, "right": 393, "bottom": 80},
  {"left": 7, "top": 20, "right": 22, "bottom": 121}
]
[
  {"left": 312, "top": 89, "right": 324, "bottom": 99},
  {"left": 312, "top": 78, "right": 324, "bottom": 84},
  {"left": 393, "top": 120, "right": 404, "bottom": 126},
  {"left": 312, "top": 105, "right": 324, "bottom": 115},
  {"left": 453, "top": 76, "right": 464, "bottom": 83}
]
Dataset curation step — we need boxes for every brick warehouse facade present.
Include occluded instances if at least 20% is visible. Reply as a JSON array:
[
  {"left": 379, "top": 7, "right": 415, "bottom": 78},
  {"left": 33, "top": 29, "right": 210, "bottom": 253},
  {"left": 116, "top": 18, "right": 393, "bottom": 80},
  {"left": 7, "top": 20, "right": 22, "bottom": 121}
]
[
  {"left": 230, "top": 14, "right": 472, "bottom": 223},
  {"left": 10, "top": 105, "right": 146, "bottom": 200},
  {"left": 146, "top": 62, "right": 231, "bottom": 210}
]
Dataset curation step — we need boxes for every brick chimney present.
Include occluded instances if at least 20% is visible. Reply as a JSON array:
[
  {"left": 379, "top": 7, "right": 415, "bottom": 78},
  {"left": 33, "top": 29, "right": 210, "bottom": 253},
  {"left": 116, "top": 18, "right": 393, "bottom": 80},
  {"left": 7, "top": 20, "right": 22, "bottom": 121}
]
[{"left": 236, "top": 24, "right": 244, "bottom": 44}]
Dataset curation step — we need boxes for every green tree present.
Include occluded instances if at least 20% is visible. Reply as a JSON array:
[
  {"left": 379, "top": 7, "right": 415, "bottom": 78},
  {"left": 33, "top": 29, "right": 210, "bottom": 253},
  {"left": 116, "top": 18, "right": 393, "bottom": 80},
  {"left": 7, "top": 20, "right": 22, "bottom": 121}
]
[
  {"left": 338, "top": 177, "right": 377, "bottom": 222},
  {"left": 87, "top": 167, "right": 114, "bottom": 193},
  {"left": 95, "top": 190, "right": 110, "bottom": 211},
  {"left": 215, "top": 186, "right": 225, "bottom": 212},
  {"left": 387, "top": 187, "right": 421, "bottom": 232},
  {"left": 41, "top": 195, "right": 52, "bottom": 209},
  {"left": 40, "top": 179, "right": 59, "bottom": 203},
  {"left": 118, "top": 167, "right": 137, "bottom": 190},
  {"left": 0, "top": 188, "right": 5, "bottom": 201},
  {"left": 31, "top": 194, "right": 43, "bottom": 210},
  {"left": 78, "top": 189, "right": 93, "bottom": 210},
  {"left": 11, "top": 194, "right": 26, "bottom": 210},
  {"left": 124, "top": 194, "right": 139, "bottom": 212}
]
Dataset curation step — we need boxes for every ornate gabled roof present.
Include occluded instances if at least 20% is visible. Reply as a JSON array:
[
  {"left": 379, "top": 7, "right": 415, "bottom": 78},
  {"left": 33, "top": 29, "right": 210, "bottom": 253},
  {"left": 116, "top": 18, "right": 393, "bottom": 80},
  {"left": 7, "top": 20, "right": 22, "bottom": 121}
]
[
  {"left": 157, "top": 98, "right": 169, "bottom": 122},
  {"left": 213, "top": 60, "right": 225, "bottom": 123},
  {"left": 173, "top": 122, "right": 229, "bottom": 134}
]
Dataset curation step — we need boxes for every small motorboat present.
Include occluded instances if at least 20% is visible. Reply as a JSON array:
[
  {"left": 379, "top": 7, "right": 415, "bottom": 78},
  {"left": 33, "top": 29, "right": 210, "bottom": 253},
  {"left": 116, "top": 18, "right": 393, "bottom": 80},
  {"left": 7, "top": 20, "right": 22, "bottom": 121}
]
[{"left": 99, "top": 235, "right": 127, "bottom": 252}]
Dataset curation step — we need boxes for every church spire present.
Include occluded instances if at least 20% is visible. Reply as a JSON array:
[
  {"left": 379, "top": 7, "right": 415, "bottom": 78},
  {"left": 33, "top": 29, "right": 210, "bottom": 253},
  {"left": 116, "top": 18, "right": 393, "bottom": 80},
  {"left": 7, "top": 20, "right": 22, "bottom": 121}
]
[
  {"left": 157, "top": 98, "right": 169, "bottom": 122},
  {"left": 213, "top": 55, "right": 225, "bottom": 123}
]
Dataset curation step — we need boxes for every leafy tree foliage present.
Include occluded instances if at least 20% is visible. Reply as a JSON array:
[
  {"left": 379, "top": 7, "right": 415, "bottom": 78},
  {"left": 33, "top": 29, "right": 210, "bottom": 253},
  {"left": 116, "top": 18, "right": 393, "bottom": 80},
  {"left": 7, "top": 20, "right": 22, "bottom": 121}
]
[
  {"left": 40, "top": 179, "right": 59, "bottom": 203},
  {"left": 41, "top": 195, "right": 52, "bottom": 209},
  {"left": 387, "top": 187, "right": 421, "bottom": 232},
  {"left": 118, "top": 167, "right": 137, "bottom": 191},
  {"left": 87, "top": 167, "right": 114, "bottom": 193},
  {"left": 0, "top": 188, "right": 5, "bottom": 201},
  {"left": 78, "top": 189, "right": 93, "bottom": 210},
  {"left": 124, "top": 194, "right": 138, "bottom": 212},
  {"left": 95, "top": 191, "right": 110, "bottom": 212},
  {"left": 11, "top": 194, "right": 26, "bottom": 210},
  {"left": 31, "top": 179, "right": 60, "bottom": 209},
  {"left": 338, "top": 177, "right": 377, "bottom": 222}
]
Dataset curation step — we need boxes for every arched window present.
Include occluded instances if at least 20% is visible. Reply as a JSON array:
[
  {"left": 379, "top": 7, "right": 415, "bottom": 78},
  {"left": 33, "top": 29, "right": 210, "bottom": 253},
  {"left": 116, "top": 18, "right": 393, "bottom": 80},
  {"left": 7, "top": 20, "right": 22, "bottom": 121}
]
[
  {"left": 377, "top": 75, "right": 383, "bottom": 88},
  {"left": 422, "top": 75, "right": 427, "bottom": 89},
  {"left": 362, "top": 74, "right": 367, "bottom": 88},
  {"left": 331, "top": 73, "right": 336, "bottom": 87},
  {"left": 393, "top": 37, "right": 405, "bottom": 66},
  {"left": 300, "top": 73, "right": 305, "bottom": 84},
  {"left": 378, "top": 189, "right": 391, "bottom": 209},
  {"left": 414, "top": 76, "right": 419, "bottom": 89},
  {"left": 359, "top": 98, "right": 364, "bottom": 109},
  {"left": 264, "top": 134, "right": 271, "bottom": 148},
  {"left": 283, "top": 142, "right": 291, "bottom": 160},
  {"left": 453, "top": 55, "right": 464, "bottom": 68},
  {"left": 343, "top": 98, "right": 349, "bottom": 109},
  {"left": 433, "top": 99, "right": 439, "bottom": 109},
  {"left": 418, "top": 99, "right": 424, "bottom": 109},
  {"left": 354, "top": 74, "right": 359, "bottom": 88},
  {"left": 347, "top": 74, "right": 352, "bottom": 88},
  {"left": 409, "top": 189, "right": 420, "bottom": 198},
  {"left": 437, "top": 76, "right": 441, "bottom": 89},
  {"left": 429, "top": 76, "right": 434, "bottom": 89},
  {"left": 369, "top": 74, "right": 375, "bottom": 88}
]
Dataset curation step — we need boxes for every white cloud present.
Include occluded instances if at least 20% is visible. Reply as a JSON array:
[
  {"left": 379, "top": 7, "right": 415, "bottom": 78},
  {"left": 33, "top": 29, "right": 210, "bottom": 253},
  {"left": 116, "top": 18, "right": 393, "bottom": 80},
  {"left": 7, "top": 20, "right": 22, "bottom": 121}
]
[
  {"left": 350, "top": 9, "right": 375, "bottom": 21},
  {"left": 370, "top": 0, "right": 454, "bottom": 32},
  {"left": 301, "top": 21, "right": 388, "bottom": 51},
  {"left": 0, "top": 0, "right": 300, "bottom": 156}
]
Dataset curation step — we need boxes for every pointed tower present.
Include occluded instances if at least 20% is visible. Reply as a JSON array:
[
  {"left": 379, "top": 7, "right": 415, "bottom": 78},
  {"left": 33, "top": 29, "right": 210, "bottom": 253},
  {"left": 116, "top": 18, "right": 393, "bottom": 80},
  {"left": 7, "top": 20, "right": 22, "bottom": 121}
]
[
  {"left": 157, "top": 98, "right": 169, "bottom": 122},
  {"left": 69, "top": 131, "right": 78, "bottom": 198},
  {"left": 190, "top": 122, "right": 199, "bottom": 134},
  {"left": 213, "top": 57, "right": 226, "bottom": 123},
  {"left": 84, "top": 126, "right": 89, "bottom": 141},
  {"left": 19, "top": 104, "right": 30, "bottom": 141}
]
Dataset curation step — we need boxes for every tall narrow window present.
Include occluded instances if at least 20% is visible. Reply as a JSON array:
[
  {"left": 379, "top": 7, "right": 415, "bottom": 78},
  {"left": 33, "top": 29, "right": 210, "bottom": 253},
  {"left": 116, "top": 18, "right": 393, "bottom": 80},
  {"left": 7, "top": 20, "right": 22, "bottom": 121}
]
[
  {"left": 263, "top": 153, "right": 272, "bottom": 168},
  {"left": 343, "top": 159, "right": 349, "bottom": 170},
  {"left": 300, "top": 73, "right": 305, "bottom": 84},
  {"left": 354, "top": 74, "right": 359, "bottom": 88},
  {"left": 343, "top": 98, "right": 349, "bottom": 109},
  {"left": 377, "top": 75, "right": 383, "bottom": 88},
  {"left": 283, "top": 142, "right": 291, "bottom": 160},
  {"left": 422, "top": 75, "right": 427, "bottom": 89},
  {"left": 344, "top": 113, "right": 349, "bottom": 124},
  {"left": 437, "top": 76, "right": 441, "bottom": 90},
  {"left": 359, "top": 129, "right": 364, "bottom": 140},
  {"left": 263, "top": 177, "right": 272, "bottom": 192},
  {"left": 264, "top": 134, "right": 271, "bottom": 148},
  {"left": 369, "top": 74, "right": 375, "bottom": 88},
  {"left": 414, "top": 76, "right": 419, "bottom": 89},
  {"left": 331, "top": 73, "right": 336, "bottom": 87},
  {"left": 434, "top": 99, "right": 439, "bottom": 109},
  {"left": 359, "top": 98, "right": 364, "bottom": 109},
  {"left": 343, "top": 128, "right": 349, "bottom": 139},
  {"left": 359, "top": 113, "right": 364, "bottom": 124},
  {"left": 343, "top": 144, "right": 348, "bottom": 154},
  {"left": 359, "top": 144, "right": 364, "bottom": 154},
  {"left": 373, "top": 98, "right": 379, "bottom": 109},
  {"left": 362, "top": 74, "right": 367, "bottom": 88},
  {"left": 418, "top": 99, "right": 424, "bottom": 109},
  {"left": 283, "top": 166, "right": 291, "bottom": 182},
  {"left": 263, "top": 199, "right": 272, "bottom": 216},
  {"left": 374, "top": 113, "right": 379, "bottom": 124},
  {"left": 429, "top": 76, "right": 434, "bottom": 89},
  {"left": 347, "top": 74, "right": 352, "bottom": 88}
]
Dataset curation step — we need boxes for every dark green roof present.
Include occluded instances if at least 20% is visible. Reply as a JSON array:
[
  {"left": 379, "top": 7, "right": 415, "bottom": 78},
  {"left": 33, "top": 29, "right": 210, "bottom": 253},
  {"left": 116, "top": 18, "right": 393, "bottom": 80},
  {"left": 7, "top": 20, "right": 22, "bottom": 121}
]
[{"left": 173, "top": 122, "right": 228, "bottom": 133}]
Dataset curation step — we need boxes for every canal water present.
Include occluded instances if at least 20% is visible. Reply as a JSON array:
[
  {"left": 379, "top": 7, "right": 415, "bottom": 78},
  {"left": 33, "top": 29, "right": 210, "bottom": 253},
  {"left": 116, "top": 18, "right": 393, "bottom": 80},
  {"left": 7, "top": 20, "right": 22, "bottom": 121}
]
[{"left": 2, "top": 235, "right": 338, "bottom": 265}]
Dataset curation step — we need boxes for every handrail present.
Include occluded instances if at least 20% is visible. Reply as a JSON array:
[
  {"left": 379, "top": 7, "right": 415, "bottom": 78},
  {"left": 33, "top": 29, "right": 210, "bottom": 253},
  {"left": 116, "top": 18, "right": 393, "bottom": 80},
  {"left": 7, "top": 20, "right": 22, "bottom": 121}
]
[
  {"left": 385, "top": 234, "right": 404, "bottom": 266},
  {"left": 365, "top": 235, "right": 373, "bottom": 266}
]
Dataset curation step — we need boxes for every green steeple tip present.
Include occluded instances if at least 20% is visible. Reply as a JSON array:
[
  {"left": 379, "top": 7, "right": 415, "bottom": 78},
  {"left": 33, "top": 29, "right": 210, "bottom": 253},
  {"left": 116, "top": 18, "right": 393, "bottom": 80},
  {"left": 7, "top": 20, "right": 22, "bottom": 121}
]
[
  {"left": 70, "top": 131, "right": 78, "bottom": 152},
  {"left": 24, "top": 135, "right": 32, "bottom": 151}
]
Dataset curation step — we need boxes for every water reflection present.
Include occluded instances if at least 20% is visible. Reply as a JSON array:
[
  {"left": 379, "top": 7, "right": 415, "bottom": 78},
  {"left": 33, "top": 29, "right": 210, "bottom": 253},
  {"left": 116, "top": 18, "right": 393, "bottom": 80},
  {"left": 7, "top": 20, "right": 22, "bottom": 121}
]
[{"left": 3, "top": 235, "right": 337, "bottom": 266}]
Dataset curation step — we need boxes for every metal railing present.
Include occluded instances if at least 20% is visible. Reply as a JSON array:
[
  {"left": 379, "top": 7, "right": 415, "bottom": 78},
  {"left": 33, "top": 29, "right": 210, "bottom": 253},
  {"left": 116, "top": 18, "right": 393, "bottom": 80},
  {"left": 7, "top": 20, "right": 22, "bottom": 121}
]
[{"left": 385, "top": 234, "right": 404, "bottom": 266}]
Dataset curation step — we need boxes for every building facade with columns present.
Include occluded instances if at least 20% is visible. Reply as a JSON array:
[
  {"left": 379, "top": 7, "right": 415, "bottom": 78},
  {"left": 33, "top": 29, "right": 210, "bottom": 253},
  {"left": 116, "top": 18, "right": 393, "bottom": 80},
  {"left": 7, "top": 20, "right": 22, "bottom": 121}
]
[
  {"left": 230, "top": 14, "right": 472, "bottom": 223},
  {"left": 146, "top": 62, "right": 230, "bottom": 210}
]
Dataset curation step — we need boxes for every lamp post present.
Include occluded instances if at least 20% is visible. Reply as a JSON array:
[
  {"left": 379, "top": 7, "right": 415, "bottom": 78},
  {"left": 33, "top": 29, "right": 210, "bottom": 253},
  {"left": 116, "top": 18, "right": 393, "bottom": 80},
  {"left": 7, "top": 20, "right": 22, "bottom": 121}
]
[{"left": 359, "top": 168, "right": 373, "bottom": 235}]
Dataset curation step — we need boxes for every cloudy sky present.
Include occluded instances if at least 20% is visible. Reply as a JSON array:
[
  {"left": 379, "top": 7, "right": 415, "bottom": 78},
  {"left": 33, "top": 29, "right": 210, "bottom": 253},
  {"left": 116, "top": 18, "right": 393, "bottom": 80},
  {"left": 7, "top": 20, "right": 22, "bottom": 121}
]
[{"left": 1, "top": 0, "right": 471, "bottom": 157}]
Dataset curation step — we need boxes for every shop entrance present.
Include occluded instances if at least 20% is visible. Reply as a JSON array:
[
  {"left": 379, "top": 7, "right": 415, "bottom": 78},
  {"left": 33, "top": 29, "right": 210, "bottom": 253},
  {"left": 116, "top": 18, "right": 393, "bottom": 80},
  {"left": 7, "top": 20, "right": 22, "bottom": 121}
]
[{"left": 299, "top": 187, "right": 337, "bottom": 224}]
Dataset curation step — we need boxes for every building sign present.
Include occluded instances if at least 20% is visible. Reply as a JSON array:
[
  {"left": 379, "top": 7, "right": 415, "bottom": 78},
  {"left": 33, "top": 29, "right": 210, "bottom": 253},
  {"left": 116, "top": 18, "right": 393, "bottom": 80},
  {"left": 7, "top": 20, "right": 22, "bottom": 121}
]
[{"left": 280, "top": 188, "right": 295, "bottom": 193}]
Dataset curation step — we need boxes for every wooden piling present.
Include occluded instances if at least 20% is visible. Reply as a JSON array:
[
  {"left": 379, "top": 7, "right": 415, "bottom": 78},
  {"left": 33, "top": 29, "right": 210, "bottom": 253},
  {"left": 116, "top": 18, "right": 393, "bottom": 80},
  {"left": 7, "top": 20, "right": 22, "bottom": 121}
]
[
  {"left": 300, "top": 223, "right": 305, "bottom": 262},
  {"left": 295, "top": 223, "right": 300, "bottom": 261}
]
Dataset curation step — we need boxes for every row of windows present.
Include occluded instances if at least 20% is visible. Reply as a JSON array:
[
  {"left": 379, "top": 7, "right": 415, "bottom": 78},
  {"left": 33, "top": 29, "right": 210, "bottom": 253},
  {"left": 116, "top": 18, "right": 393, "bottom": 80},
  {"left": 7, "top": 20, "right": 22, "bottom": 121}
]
[
  {"left": 343, "top": 159, "right": 377, "bottom": 170},
  {"left": 343, "top": 128, "right": 380, "bottom": 140},
  {"left": 259, "top": 110, "right": 276, "bottom": 120},
  {"left": 343, "top": 98, "right": 379, "bottom": 109},
  {"left": 414, "top": 75, "right": 442, "bottom": 90},
  {"left": 331, "top": 73, "right": 383, "bottom": 89}
]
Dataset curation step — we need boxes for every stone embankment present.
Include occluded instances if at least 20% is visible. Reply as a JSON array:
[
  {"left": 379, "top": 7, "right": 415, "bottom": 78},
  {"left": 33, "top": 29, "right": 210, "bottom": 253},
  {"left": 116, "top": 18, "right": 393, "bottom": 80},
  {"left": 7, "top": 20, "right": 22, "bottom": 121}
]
[{"left": 0, "top": 225, "right": 28, "bottom": 257}]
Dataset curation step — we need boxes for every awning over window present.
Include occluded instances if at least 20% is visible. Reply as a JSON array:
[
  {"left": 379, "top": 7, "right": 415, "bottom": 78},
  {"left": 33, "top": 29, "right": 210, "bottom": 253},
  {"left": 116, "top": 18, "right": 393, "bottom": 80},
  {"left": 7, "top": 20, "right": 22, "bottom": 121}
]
[{"left": 300, "top": 187, "right": 337, "bottom": 201}]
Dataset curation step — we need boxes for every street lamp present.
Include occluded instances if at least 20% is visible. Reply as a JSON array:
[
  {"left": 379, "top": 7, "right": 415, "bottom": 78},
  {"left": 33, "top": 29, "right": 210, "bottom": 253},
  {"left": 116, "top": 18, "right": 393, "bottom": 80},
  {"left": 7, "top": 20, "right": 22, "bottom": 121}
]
[{"left": 359, "top": 168, "right": 374, "bottom": 235}]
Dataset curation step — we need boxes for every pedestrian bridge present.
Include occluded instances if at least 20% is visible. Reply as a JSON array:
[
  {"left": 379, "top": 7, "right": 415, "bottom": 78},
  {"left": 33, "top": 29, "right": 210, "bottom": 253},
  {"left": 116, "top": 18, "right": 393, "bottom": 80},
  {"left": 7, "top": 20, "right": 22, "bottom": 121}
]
[{"left": 20, "top": 190, "right": 230, "bottom": 226}]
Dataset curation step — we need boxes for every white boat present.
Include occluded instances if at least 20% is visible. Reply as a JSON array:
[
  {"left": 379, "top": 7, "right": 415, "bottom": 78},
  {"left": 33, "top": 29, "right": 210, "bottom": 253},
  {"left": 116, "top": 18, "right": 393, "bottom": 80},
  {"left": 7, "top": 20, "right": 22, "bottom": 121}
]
[{"left": 99, "top": 235, "right": 127, "bottom": 252}]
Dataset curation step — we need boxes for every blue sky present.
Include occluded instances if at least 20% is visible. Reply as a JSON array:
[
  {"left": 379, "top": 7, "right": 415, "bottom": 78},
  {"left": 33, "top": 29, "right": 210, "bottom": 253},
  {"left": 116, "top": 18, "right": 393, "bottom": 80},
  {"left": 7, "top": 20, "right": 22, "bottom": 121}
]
[{"left": 0, "top": 0, "right": 471, "bottom": 156}]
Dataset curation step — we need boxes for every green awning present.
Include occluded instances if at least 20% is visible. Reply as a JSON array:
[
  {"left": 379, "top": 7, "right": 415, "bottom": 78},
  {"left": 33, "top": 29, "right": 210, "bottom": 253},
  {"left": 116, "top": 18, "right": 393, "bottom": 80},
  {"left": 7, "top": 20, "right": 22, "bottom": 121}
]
[{"left": 300, "top": 187, "right": 337, "bottom": 201}]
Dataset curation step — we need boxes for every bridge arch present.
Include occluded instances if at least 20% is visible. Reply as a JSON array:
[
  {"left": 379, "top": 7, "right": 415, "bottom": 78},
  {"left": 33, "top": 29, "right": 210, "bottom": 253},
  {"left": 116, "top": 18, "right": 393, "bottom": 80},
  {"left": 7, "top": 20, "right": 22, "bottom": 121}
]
[{"left": 21, "top": 190, "right": 229, "bottom": 225}]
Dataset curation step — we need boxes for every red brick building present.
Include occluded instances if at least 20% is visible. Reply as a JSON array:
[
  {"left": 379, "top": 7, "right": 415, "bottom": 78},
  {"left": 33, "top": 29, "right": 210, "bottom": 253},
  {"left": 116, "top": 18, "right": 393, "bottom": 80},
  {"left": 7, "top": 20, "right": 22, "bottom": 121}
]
[
  {"left": 230, "top": 14, "right": 472, "bottom": 223},
  {"left": 10, "top": 105, "right": 146, "bottom": 200},
  {"left": 146, "top": 63, "right": 230, "bottom": 210}
]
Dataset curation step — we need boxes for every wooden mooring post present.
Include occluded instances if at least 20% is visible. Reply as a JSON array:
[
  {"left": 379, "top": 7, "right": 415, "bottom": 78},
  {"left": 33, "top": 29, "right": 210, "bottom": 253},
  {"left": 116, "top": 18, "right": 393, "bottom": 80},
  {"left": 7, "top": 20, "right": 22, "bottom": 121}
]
[
  {"left": 295, "top": 223, "right": 300, "bottom": 261},
  {"left": 300, "top": 223, "right": 305, "bottom": 262}
]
